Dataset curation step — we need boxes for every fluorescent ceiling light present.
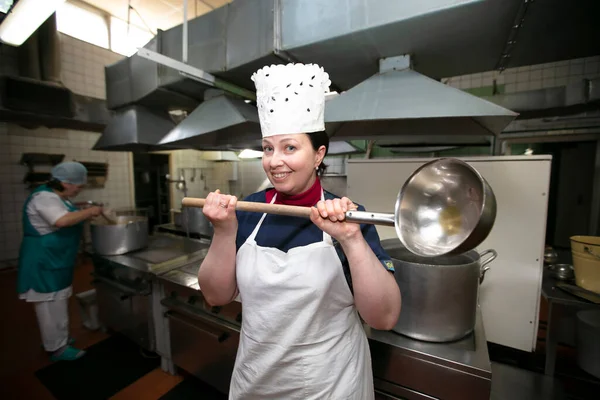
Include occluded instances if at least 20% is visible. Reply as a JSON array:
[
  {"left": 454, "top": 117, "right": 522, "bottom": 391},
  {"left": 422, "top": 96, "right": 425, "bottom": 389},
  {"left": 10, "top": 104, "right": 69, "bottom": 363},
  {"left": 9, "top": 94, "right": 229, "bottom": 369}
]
[
  {"left": 0, "top": 0, "right": 14, "bottom": 14},
  {"left": 238, "top": 149, "right": 263, "bottom": 159},
  {"left": 0, "top": 0, "right": 66, "bottom": 46},
  {"left": 325, "top": 91, "right": 340, "bottom": 101}
]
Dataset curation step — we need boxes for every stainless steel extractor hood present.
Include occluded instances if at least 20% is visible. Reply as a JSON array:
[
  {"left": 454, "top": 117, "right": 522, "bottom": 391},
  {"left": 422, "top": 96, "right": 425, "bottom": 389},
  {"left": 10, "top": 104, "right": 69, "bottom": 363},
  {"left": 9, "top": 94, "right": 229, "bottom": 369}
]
[
  {"left": 93, "top": 105, "right": 184, "bottom": 152},
  {"left": 101, "top": 0, "right": 597, "bottom": 153},
  {"left": 158, "top": 92, "right": 366, "bottom": 154},
  {"left": 376, "top": 135, "right": 492, "bottom": 148},
  {"left": 158, "top": 94, "right": 262, "bottom": 151},
  {"left": 325, "top": 56, "right": 518, "bottom": 140}
]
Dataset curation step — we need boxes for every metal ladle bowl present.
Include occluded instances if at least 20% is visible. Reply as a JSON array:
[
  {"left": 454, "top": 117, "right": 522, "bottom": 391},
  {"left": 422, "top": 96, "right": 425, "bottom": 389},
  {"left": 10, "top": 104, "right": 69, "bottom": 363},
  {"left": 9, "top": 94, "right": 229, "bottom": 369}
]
[{"left": 394, "top": 158, "right": 497, "bottom": 256}]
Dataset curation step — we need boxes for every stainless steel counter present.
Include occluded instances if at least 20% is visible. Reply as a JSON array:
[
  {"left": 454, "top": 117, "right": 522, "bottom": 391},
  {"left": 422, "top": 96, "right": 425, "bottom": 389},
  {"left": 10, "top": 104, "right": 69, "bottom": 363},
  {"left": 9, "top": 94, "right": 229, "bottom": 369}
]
[
  {"left": 91, "top": 233, "right": 210, "bottom": 275},
  {"left": 368, "top": 307, "right": 492, "bottom": 400},
  {"left": 541, "top": 269, "right": 600, "bottom": 376},
  {"left": 158, "top": 260, "right": 202, "bottom": 290}
]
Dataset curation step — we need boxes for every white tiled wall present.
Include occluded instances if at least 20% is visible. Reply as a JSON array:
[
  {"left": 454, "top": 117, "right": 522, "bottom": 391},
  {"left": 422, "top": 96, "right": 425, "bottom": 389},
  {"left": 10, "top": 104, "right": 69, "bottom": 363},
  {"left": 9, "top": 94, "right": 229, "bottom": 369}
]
[
  {"left": 323, "top": 156, "right": 345, "bottom": 175},
  {"left": 59, "top": 33, "right": 124, "bottom": 99},
  {"left": 236, "top": 160, "right": 271, "bottom": 199},
  {"left": 444, "top": 55, "right": 600, "bottom": 93}
]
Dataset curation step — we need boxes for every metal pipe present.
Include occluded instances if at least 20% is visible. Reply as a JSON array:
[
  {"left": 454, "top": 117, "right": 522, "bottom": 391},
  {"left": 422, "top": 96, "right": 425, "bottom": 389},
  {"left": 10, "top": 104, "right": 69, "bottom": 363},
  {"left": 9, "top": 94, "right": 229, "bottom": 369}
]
[
  {"left": 495, "top": 0, "right": 532, "bottom": 71},
  {"left": 127, "top": 1, "right": 131, "bottom": 37},
  {"left": 166, "top": 174, "right": 190, "bottom": 238},
  {"left": 183, "top": 187, "right": 190, "bottom": 239},
  {"left": 590, "top": 140, "right": 600, "bottom": 236},
  {"left": 183, "top": 0, "right": 188, "bottom": 63}
]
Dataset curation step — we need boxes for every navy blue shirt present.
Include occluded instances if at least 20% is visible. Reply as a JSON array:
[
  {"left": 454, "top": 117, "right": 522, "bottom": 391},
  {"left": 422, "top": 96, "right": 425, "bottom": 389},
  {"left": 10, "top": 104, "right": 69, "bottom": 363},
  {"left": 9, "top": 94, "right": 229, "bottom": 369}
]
[{"left": 235, "top": 189, "right": 394, "bottom": 293}]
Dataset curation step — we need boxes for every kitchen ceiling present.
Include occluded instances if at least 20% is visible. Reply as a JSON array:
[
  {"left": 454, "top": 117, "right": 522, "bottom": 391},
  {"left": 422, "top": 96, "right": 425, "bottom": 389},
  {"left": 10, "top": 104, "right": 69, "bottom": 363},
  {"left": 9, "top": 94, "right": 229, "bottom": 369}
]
[{"left": 80, "top": 0, "right": 232, "bottom": 32}]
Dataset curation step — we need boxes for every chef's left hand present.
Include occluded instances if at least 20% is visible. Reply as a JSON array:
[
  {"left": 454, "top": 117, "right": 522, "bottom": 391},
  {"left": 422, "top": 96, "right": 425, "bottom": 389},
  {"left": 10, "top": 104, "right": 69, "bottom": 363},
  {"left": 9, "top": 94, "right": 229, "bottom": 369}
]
[{"left": 310, "top": 197, "right": 361, "bottom": 244}]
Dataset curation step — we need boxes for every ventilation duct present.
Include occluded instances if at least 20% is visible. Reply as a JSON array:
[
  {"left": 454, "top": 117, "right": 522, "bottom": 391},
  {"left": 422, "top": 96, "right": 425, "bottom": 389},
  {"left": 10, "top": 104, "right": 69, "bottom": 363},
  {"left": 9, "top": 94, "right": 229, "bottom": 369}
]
[
  {"left": 100, "top": 0, "right": 599, "bottom": 151},
  {"left": 0, "top": 13, "right": 111, "bottom": 132}
]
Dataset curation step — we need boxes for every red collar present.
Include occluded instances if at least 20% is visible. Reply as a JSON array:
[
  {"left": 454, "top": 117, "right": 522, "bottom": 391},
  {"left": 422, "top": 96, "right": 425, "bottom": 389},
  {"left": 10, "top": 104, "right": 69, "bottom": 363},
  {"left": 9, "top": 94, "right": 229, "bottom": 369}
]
[{"left": 265, "top": 178, "right": 322, "bottom": 207}]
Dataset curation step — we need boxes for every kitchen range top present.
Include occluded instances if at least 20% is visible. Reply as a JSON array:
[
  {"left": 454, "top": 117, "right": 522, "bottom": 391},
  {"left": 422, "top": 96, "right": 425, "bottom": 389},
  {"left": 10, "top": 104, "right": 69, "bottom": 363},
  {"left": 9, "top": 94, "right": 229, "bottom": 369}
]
[
  {"left": 91, "top": 233, "right": 211, "bottom": 275},
  {"left": 158, "top": 261, "right": 201, "bottom": 290}
]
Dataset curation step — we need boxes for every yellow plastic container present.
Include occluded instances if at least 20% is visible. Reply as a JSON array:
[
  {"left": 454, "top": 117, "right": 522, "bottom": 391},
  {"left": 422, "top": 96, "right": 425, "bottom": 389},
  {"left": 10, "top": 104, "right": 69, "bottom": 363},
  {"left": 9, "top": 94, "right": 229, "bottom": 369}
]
[{"left": 570, "top": 236, "right": 600, "bottom": 294}]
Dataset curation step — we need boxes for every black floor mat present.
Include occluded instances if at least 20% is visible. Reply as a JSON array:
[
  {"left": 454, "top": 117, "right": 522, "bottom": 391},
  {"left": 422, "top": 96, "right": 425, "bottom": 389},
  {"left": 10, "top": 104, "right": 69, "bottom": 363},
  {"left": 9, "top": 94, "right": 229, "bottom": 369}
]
[
  {"left": 159, "top": 376, "right": 227, "bottom": 400},
  {"left": 35, "top": 334, "right": 160, "bottom": 400}
]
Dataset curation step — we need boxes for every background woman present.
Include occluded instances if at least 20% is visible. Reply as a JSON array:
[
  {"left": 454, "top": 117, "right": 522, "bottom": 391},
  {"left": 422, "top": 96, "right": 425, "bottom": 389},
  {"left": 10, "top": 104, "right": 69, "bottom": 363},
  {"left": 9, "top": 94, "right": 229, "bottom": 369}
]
[{"left": 17, "top": 162, "right": 102, "bottom": 362}]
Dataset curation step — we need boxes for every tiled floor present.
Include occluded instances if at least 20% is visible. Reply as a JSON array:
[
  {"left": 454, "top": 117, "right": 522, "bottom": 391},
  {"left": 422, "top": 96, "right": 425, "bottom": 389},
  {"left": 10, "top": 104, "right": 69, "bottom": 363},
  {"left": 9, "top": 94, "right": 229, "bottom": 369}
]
[{"left": 0, "top": 255, "right": 184, "bottom": 400}]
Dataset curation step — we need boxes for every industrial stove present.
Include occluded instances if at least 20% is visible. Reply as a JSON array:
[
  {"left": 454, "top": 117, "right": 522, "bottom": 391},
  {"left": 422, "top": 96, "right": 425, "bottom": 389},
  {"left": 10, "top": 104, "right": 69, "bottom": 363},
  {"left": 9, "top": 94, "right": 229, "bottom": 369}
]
[{"left": 89, "top": 233, "right": 210, "bottom": 373}]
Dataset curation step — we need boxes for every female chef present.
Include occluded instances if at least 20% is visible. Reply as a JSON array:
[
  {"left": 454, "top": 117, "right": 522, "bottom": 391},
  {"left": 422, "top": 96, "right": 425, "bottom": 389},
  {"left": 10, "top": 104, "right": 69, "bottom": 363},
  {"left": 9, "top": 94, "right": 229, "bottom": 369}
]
[
  {"left": 17, "top": 162, "right": 102, "bottom": 361},
  {"left": 198, "top": 63, "right": 401, "bottom": 399}
]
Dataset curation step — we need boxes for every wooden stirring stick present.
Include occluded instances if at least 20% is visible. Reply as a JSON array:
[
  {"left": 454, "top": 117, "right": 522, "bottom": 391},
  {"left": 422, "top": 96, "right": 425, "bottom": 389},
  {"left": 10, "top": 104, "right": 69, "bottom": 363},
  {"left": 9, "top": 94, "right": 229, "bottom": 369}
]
[{"left": 182, "top": 197, "right": 312, "bottom": 218}]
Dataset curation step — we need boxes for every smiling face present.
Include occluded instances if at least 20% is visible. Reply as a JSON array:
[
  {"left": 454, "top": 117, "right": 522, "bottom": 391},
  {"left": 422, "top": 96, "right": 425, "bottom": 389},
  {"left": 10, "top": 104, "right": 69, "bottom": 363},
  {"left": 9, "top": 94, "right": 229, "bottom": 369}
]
[{"left": 262, "top": 133, "right": 326, "bottom": 196}]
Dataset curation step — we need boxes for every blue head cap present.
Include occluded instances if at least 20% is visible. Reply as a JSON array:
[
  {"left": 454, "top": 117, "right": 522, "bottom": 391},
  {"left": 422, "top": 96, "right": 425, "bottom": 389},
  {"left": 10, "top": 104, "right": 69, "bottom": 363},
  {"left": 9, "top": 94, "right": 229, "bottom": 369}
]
[{"left": 51, "top": 162, "right": 88, "bottom": 185}]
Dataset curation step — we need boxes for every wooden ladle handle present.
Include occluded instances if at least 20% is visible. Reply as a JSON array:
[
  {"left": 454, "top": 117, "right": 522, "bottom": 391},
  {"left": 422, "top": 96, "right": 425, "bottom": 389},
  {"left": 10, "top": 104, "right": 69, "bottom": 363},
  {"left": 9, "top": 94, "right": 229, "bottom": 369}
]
[
  {"left": 181, "top": 198, "right": 396, "bottom": 226},
  {"left": 182, "top": 197, "right": 312, "bottom": 218}
]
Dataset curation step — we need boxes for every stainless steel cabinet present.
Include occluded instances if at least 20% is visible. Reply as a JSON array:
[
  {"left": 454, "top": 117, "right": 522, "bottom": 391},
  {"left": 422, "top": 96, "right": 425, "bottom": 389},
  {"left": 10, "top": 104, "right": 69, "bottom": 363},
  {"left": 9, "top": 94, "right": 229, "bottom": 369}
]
[
  {"left": 166, "top": 309, "right": 240, "bottom": 394},
  {"left": 95, "top": 278, "right": 155, "bottom": 351}
]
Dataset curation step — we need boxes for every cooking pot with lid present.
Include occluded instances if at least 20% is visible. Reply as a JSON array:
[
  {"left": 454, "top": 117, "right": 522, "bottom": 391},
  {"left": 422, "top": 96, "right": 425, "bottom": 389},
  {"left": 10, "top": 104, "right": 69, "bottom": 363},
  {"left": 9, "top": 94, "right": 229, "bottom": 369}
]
[{"left": 381, "top": 238, "right": 497, "bottom": 342}]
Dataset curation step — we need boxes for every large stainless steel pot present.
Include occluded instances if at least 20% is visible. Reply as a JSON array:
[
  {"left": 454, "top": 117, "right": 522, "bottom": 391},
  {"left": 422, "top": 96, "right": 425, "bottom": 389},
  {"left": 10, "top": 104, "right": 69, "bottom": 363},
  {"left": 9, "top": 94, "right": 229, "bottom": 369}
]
[
  {"left": 174, "top": 208, "right": 213, "bottom": 237},
  {"left": 381, "top": 238, "right": 497, "bottom": 342},
  {"left": 90, "top": 215, "right": 149, "bottom": 255}
]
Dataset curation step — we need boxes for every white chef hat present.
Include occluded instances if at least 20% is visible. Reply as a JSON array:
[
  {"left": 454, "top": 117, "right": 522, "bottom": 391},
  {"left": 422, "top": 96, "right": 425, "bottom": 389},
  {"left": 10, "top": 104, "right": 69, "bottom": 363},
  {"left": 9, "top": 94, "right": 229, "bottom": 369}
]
[{"left": 251, "top": 63, "right": 331, "bottom": 138}]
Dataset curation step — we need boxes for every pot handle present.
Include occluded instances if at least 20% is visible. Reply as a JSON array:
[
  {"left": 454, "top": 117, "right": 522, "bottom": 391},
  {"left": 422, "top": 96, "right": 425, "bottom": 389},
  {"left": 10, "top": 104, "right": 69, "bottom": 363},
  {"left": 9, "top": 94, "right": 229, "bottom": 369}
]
[
  {"left": 125, "top": 221, "right": 141, "bottom": 232},
  {"left": 479, "top": 249, "right": 498, "bottom": 284},
  {"left": 583, "top": 246, "right": 600, "bottom": 259}
]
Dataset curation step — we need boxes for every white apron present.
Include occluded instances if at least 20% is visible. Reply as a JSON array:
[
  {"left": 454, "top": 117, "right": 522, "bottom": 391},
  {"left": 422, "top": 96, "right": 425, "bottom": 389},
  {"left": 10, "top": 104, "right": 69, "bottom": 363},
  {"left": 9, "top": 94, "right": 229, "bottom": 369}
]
[{"left": 230, "top": 192, "right": 374, "bottom": 400}]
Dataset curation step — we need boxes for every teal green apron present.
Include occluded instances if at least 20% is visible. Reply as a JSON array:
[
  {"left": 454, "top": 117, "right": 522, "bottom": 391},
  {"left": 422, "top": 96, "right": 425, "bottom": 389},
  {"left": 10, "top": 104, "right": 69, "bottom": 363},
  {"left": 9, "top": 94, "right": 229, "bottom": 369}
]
[{"left": 17, "top": 185, "right": 84, "bottom": 294}]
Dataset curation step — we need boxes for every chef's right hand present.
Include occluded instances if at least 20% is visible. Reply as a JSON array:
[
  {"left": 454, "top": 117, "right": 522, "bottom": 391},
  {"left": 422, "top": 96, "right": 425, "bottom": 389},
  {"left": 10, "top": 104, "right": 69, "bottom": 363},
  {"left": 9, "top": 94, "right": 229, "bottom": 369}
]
[
  {"left": 87, "top": 206, "right": 103, "bottom": 217},
  {"left": 203, "top": 189, "right": 238, "bottom": 234}
]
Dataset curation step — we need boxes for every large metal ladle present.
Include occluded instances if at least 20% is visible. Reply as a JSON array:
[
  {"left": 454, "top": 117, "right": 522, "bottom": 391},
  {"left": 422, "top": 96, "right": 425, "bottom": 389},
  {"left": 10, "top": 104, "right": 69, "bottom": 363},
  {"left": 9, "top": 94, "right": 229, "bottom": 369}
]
[{"left": 182, "top": 158, "right": 497, "bottom": 257}]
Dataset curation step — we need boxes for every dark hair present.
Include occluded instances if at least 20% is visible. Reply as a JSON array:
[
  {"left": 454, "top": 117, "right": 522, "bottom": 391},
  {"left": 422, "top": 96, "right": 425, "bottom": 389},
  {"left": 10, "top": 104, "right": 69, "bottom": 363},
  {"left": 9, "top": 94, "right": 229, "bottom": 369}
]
[
  {"left": 307, "top": 130, "right": 329, "bottom": 177},
  {"left": 46, "top": 178, "right": 65, "bottom": 192}
]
